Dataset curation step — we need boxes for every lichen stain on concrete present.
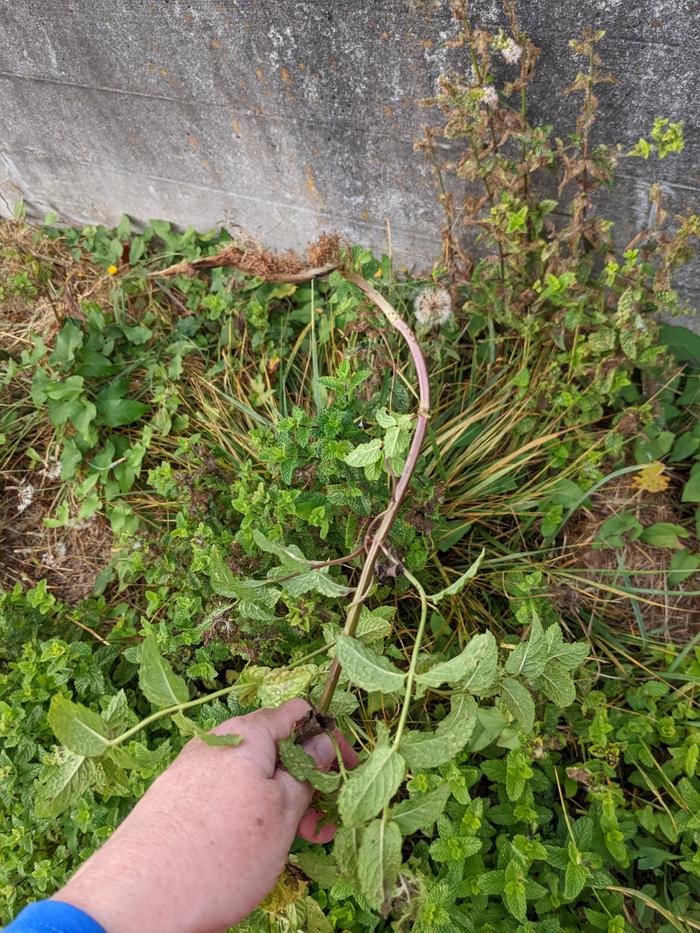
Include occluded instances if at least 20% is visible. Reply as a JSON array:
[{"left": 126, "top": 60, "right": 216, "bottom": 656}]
[
  {"left": 211, "top": 39, "right": 221, "bottom": 49},
  {"left": 305, "top": 164, "right": 325, "bottom": 206},
  {"left": 187, "top": 135, "right": 199, "bottom": 149},
  {"left": 231, "top": 116, "right": 242, "bottom": 136},
  {"left": 280, "top": 67, "right": 292, "bottom": 83}
]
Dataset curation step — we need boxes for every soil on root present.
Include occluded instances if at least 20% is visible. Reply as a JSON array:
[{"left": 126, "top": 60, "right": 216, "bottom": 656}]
[{"left": 556, "top": 475, "right": 700, "bottom": 642}]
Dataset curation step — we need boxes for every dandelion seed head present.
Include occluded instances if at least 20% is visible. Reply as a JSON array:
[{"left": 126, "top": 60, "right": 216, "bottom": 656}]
[{"left": 414, "top": 288, "right": 453, "bottom": 329}]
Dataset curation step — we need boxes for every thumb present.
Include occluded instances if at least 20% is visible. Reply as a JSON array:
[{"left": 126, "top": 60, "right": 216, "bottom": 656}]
[{"left": 300, "top": 733, "right": 337, "bottom": 771}]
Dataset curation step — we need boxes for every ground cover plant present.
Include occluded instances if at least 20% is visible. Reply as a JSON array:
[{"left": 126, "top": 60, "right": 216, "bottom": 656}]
[{"left": 1, "top": 2, "right": 700, "bottom": 930}]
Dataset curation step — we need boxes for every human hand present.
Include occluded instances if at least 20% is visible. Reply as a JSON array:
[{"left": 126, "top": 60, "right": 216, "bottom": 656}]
[{"left": 53, "top": 699, "right": 356, "bottom": 933}]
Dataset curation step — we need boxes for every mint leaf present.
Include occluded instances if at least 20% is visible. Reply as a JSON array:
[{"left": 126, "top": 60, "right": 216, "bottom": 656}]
[
  {"left": 335, "top": 635, "right": 406, "bottom": 695},
  {"left": 390, "top": 783, "right": 451, "bottom": 835},
  {"left": 430, "top": 549, "right": 485, "bottom": 603},
  {"left": 400, "top": 694, "right": 477, "bottom": 769},
  {"left": 357, "top": 819, "right": 402, "bottom": 912},
  {"left": 338, "top": 746, "right": 405, "bottom": 825},
  {"left": 47, "top": 695, "right": 109, "bottom": 757},
  {"left": 138, "top": 635, "right": 189, "bottom": 709},
  {"left": 36, "top": 752, "right": 99, "bottom": 818},
  {"left": 416, "top": 631, "right": 497, "bottom": 694}
]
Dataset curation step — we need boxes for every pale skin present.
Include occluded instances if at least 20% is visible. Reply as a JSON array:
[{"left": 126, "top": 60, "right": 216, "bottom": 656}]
[{"left": 52, "top": 699, "right": 357, "bottom": 933}]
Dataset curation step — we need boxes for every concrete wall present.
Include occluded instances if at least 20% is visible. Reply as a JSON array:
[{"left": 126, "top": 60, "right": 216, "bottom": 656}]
[{"left": 0, "top": 1, "right": 698, "bottom": 288}]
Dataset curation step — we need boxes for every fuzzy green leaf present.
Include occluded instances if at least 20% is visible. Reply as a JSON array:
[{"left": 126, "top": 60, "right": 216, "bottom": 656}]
[
  {"left": 503, "top": 860, "right": 527, "bottom": 921},
  {"left": 282, "top": 568, "right": 351, "bottom": 599},
  {"left": 171, "top": 712, "right": 242, "bottom": 747},
  {"left": 252, "top": 529, "right": 307, "bottom": 569},
  {"left": 278, "top": 737, "right": 341, "bottom": 793},
  {"left": 209, "top": 546, "right": 280, "bottom": 611},
  {"left": 390, "top": 783, "right": 451, "bottom": 835},
  {"left": 357, "top": 819, "right": 402, "bottom": 912},
  {"left": 36, "top": 752, "right": 99, "bottom": 818},
  {"left": 536, "top": 659, "right": 576, "bottom": 707},
  {"left": 333, "top": 825, "right": 362, "bottom": 881},
  {"left": 416, "top": 631, "right": 497, "bottom": 694},
  {"left": 564, "top": 860, "right": 589, "bottom": 901},
  {"left": 344, "top": 438, "right": 383, "bottom": 468},
  {"left": 543, "top": 625, "right": 589, "bottom": 671},
  {"left": 640, "top": 522, "right": 690, "bottom": 549},
  {"left": 138, "top": 635, "right": 189, "bottom": 709},
  {"left": 430, "top": 549, "right": 485, "bottom": 603},
  {"left": 257, "top": 664, "right": 317, "bottom": 706},
  {"left": 338, "top": 746, "right": 405, "bottom": 825},
  {"left": 400, "top": 694, "right": 477, "bottom": 769},
  {"left": 499, "top": 677, "right": 536, "bottom": 732},
  {"left": 335, "top": 635, "right": 406, "bottom": 695},
  {"left": 47, "top": 695, "right": 109, "bottom": 757},
  {"left": 505, "top": 616, "right": 548, "bottom": 679}
]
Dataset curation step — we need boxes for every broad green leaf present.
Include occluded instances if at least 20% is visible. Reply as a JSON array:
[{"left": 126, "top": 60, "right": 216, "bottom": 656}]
[
  {"left": 430, "top": 549, "right": 485, "bottom": 603},
  {"left": 416, "top": 631, "right": 497, "bottom": 694},
  {"left": 138, "top": 635, "right": 189, "bottom": 709},
  {"left": 96, "top": 396, "right": 149, "bottom": 427},
  {"left": 35, "top": 752, "right": 99, "bottom": 818},
  {"left": 278, "top": 737, "right": 340, "bottom": 793},
  {"left": 357, "top": 819, "right": 402, "bottom": 911},
  {"left": 290, "top": 850, "right": 339, "bottom": 889},
  {"left": 344, "top": 437, "right": 383, "bottom": 468},
  {"left": 499, "top": 677, "right": 536, "bottom": 732},
  {"left": 593, "top": 512, "right": 643, "bottom": 548},
  {"left": 536, "top": 659, "right": 576, "bottom": 707},
  {"left": 390, "top": 783, "right": 451, "bottom": 835},
  {"left": 333, "top": 825, "right": 361, "bottom": 881},
  {"left": 49, "top": 321, "right": 84, "bottom": 367},
  {"left": 543, "top": 625, "right": 589, "bottom": 671},
  {"left": 669, "top": 550, "right": 700, "bottom": 587},
  {"left": 640, "top": 522, "right": 690, "bottom": 549},
  {"left": 356, "top": 605, "right": 394, "bottom": 647},
  {"left": 335, "top": 635, "right": 406, "bottom": 695},
  {"left": 47, "top": 695, "right": 109, "bottom": 757},
  {"left": 400, "top": 694, "right": 477, "bottom": 769},
  {"left": 338, "top": 746, "right": 405, "bottom": 825},
  {"left": 172, "top": 712, "right": 242, "bottom": 747},
  {"left": 503, "top": 859, "right": 527, "bottom": 921},
  {"left": 682, "top": 471, "right": 700, "bottom": 503},
  {"left": 209, "top": 547, "right": 280, "bottom": 611},
  {"left": 252, "top": 529, "right": 307, "bottom": 570},
  {"left": 303, "top": 896, "right": 334, "bottom": 933},
  {"left": 103, "top": 690, "right": 132, "bottom": 736},
  {"left": 563, "top": 860, "right": 589, "bottom": 900},
  {"left": 506, "top": 615, "right": 548, "bottom": 679},
  {"left": 282, "top": 568, "right": 351, "bottom": 598},
  {"left": 107, "top": 740, "right": 172, "bottom": 773},
  {"left": 257, "top": 664, "right": 316, "bottom": 706}
]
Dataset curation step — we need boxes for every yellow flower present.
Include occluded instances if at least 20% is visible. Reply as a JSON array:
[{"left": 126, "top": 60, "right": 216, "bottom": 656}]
[
  {"left": 107, "top": 264, "right": 118, "bottom": 275},
  {"left": 374, "top": 268, "right": 383, "bottom": 278},
  {"left": 633, "top": 462, "right": 669, "bottom": 493}
]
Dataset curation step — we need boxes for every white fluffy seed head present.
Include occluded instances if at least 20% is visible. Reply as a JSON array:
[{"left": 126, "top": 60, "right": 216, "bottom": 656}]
[
  {"left": 414, "top": 288, "right": 453, "bottom": 329},
  {"left": 502, "top": 38, "right": 522, "bottom": 65},
  {"left": 16, "top": 483, "right": 35, "bottom": 513},
  {"left": 480, "top": 85, "right": 498, "bottom": 109}
]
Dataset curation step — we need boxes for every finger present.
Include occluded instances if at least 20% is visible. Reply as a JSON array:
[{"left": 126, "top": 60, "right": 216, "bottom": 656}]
[
  {"left": 208, "top": 699, "right": 312, "bottom": 778},
  {"left": 297, "top": 808, "right": 336, "bottom": 843},
  {"left": 335, "top": 733, "right": 360, "bottom": 770},
  {"left": 301, "top": 733, "right": 337, "bottom": 771}
]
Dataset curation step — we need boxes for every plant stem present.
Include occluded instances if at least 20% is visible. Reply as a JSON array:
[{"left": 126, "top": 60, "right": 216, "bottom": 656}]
[
  {"left": 317, "top": 269, "right": 430, "bottom": 714},
  {"left": 108, "top": 684, "right": 237, "bottom": 748},
  {"left": 392, "top": 567, "right": 429, "bottom": 750}
]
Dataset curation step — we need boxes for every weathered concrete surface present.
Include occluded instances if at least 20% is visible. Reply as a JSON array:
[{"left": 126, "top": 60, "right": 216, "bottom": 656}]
[{"left": 0, "top": 0, "right": 698, "bottom": 298}]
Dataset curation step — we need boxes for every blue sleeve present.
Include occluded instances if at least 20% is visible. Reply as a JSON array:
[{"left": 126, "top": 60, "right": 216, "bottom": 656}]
[{"left": 4, "top": 900, "right": 107, "bottom": 933}]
